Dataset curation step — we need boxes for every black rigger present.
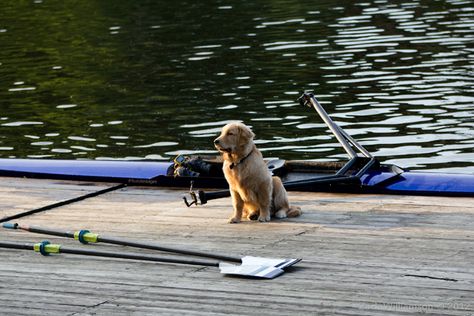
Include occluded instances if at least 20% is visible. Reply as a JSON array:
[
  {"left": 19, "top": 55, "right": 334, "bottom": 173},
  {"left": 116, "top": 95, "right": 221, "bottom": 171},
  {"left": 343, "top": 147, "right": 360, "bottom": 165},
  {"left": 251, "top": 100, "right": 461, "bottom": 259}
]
[{"left": 183, "top": 92, "right": 380, "bottom": 207}]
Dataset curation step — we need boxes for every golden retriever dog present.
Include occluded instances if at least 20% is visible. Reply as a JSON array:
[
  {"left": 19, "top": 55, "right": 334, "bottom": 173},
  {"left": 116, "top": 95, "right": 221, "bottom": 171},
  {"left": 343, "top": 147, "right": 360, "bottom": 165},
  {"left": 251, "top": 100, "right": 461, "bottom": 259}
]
[{"left": 214, "top": 122, "right": 302, "bottom": 223}]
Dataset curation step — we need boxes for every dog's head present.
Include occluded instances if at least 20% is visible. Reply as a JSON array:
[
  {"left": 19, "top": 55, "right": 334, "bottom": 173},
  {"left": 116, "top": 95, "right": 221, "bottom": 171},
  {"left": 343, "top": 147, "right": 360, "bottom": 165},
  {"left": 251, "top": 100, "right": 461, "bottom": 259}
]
[{"left": 214, "top": 122, "right": 255, "bottom": 155}]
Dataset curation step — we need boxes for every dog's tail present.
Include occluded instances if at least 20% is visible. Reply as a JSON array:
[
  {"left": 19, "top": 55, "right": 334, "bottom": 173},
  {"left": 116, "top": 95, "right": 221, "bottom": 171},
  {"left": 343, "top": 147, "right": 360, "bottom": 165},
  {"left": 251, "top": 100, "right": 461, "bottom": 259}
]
[{"left": 287, "top": 205, "right": 302, "bottom": 218}]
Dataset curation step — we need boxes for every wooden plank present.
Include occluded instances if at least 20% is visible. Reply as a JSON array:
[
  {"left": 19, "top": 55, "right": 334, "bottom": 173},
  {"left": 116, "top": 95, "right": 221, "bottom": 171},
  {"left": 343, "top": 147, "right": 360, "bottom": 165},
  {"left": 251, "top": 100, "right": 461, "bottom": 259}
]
[{"left": 0, "top": 178, "right": 473, "bottom": 315}]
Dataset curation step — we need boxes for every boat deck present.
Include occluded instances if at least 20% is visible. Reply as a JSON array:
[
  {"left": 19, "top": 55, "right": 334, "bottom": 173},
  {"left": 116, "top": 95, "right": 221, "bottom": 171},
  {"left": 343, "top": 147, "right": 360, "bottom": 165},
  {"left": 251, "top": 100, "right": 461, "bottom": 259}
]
[{"left": 0, "top": 176, "right": 473, "bottom": 315}]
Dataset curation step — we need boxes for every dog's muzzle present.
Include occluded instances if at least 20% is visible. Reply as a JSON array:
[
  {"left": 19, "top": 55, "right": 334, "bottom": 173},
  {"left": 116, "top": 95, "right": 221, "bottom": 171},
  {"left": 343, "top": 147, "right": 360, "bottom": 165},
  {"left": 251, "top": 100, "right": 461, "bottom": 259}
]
[{"left": 214, "top": 139, "right": 231, "bottom": 153}]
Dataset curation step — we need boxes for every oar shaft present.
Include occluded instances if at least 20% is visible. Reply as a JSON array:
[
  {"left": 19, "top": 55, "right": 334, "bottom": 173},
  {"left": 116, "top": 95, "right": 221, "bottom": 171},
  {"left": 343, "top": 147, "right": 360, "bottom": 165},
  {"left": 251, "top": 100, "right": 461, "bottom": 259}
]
[
  {"left": 0, "top": 184, "right": 126, "bottom": 223},
  {"left": 17, "top": 224, "right": 74, "bottom": 238},
  {"left": 96, "top": 236, "right": 241, "bottom": 263},
  {"left": 0, "top": 241, "right": 33, "bottom": 251},
  {"left": 0, "top": 241, "right": 219, "bottom": 267},
  {"left": 59, "top": 247, "right": 220, "bottom": 267},
  {"left": 6, "top": 223, "right": 242, "bottom": 263}
]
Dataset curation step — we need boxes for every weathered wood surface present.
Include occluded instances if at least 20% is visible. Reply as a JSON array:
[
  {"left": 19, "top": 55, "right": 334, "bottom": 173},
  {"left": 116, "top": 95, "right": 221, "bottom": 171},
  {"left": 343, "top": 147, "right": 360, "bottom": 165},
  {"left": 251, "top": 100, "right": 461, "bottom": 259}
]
[
  {"left": 0, "top": 177, "right": 473, "bottom": 315},
  {"left": 0, "top": 177, "right": 114, "bottom": 219}
]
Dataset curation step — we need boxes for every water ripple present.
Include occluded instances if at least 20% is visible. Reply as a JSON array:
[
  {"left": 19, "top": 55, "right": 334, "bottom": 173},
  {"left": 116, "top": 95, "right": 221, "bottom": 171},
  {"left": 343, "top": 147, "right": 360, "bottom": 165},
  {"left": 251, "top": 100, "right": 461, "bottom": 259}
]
[{"left": 0, "top": 1, "right": 472, "bottom": 172}]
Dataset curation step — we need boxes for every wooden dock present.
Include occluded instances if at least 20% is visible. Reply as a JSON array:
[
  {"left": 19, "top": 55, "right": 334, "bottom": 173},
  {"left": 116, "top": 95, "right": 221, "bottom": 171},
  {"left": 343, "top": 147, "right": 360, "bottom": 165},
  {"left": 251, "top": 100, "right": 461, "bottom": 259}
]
[{"left": 0, "top": 176, "right": 473, "bottom": 315}]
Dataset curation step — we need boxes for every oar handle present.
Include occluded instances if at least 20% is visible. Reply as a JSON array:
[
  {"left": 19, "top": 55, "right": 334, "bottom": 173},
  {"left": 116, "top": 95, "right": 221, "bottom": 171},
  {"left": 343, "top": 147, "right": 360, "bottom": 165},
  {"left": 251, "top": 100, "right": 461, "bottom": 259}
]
[{"left": 2, "top": 222, "right": 18, "bottom": 230}]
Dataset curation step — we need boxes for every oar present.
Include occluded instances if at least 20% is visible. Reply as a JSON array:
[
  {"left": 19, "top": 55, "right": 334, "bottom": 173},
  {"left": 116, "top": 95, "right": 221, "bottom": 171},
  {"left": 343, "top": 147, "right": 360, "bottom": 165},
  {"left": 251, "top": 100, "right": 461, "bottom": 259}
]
[
  {"left": 3, "top": 222, "right": 239, "bottom": 262},
  {"left": 2, "top": 223, "right": 301, "bottom": 279},
  {"left": 0, "top": 183, "right": 126, "bottom": 223},
  {"left": 0, "top": 240, "right": 220, "bottom": 266}
]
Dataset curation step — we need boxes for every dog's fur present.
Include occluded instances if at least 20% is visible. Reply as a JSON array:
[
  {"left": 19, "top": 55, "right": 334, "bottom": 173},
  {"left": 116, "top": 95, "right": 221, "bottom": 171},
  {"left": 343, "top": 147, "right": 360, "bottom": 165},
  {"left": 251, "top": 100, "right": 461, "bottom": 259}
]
[{"left": 214, "top": 122, "right": 302, "bottom": 223}]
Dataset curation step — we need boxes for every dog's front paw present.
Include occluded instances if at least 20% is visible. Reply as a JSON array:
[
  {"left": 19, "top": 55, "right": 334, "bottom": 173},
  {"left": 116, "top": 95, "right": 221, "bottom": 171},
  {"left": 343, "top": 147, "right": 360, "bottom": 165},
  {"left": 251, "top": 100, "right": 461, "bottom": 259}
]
[
  {"left": 228, "top": 216, "right": 241, "bottom": 224},
  {"left": 258, "top": 214, "right": 271, "bottom": 222}
]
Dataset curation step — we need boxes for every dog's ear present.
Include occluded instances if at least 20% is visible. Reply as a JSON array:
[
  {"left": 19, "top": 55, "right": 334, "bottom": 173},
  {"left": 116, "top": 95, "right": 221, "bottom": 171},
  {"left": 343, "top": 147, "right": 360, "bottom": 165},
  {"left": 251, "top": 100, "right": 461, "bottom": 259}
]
[{"left": 238, "top": 124, "right": 255, "bottom": 145}]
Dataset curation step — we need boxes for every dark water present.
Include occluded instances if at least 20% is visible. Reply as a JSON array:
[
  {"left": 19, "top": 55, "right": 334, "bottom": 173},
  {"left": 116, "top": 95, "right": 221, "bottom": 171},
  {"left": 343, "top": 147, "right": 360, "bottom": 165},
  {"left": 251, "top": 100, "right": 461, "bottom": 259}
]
[{"left": 1, "top": 0, "right": 473, "bottom": 173}]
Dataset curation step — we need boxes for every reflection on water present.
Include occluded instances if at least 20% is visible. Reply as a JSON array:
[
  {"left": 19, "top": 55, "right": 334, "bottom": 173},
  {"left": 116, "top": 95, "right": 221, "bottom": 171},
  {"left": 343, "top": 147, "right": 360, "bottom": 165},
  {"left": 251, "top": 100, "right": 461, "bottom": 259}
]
[{"left": 0, "top": 0, "right": 473, "bottom": 173}]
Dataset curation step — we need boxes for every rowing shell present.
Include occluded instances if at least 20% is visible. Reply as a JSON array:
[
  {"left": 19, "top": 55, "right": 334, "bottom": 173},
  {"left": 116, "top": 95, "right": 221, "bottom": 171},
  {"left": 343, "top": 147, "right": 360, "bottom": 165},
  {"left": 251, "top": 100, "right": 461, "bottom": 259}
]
[{"left": 0, "top": 158, "right": 472, "bottom": 197}]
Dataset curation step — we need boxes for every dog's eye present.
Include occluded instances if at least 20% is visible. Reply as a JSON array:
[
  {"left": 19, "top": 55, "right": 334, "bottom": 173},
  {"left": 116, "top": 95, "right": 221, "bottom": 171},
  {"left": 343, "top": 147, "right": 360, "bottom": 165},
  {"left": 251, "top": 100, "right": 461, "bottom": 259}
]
[{"left": 227, "top": 132, "right": 234, "bottom": 136}]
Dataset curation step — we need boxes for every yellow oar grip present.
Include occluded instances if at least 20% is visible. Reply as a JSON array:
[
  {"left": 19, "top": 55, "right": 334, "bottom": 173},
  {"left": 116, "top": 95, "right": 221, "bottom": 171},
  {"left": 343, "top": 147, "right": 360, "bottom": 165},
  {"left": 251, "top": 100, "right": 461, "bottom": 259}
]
[
  {"left": 74, "top": 230, "right": 99, "bottom": 244},
  {"left": 34, "top": 241, "right": 61, "bottom": 255}
]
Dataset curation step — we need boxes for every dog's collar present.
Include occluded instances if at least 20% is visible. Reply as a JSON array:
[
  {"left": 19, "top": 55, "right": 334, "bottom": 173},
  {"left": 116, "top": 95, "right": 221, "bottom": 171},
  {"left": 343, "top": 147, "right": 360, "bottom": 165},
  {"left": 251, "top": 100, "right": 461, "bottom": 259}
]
[{"left": 229, "top": 149, "right": 254, "bottom": 170}]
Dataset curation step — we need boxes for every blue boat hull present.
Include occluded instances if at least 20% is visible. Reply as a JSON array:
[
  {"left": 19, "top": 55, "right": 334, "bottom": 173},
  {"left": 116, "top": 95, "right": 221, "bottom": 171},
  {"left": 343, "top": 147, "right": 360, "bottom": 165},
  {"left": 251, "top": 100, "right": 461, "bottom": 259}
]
[
  {"left": 363, "top": 170, "right": 474, "bottom": 197},
  {"left": 0, "top": 158, "right": 473, "bottom": 197},
  {"left": 0, "top": 159, "right": 172, "bottom": 180}
]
